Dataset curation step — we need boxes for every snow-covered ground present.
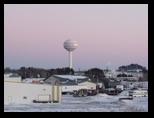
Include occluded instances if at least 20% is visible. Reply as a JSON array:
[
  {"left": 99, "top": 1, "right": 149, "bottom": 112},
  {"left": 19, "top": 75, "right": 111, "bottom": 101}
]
[{"left": 4, "top": 90, "right": 148, "bottom": 112}]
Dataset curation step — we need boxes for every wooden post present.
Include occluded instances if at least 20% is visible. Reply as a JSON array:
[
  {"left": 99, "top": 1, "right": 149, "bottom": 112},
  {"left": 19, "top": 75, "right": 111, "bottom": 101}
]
[
  {"left": 52, "top": 85, "right": 54, "bottom": 102},
  {"left": 57, "top": 85, "right": 59, "bottom": 102},
  {"left": 51, "top": 79, "right": 54, "bottom": 102}
]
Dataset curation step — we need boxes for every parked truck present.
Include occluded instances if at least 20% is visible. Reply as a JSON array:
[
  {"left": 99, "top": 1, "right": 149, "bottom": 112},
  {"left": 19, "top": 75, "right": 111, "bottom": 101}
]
[{"left": 73, "top": 89, "right": 88, "bottom": 97}]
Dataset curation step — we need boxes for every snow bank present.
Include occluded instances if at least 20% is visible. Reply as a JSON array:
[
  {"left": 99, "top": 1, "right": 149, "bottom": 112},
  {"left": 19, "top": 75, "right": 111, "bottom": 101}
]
[{"left": 118, "top": 90, "right": 129, "bottom": 96}]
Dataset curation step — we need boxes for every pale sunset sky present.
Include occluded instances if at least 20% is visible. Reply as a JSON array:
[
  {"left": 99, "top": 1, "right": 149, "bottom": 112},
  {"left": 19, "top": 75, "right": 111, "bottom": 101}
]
[{"left": 4, "top": 4, "right": 148, "bottom": 71}]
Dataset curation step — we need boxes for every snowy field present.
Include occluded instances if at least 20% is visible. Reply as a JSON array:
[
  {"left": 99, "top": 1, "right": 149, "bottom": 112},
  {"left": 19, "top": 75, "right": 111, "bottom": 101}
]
[{"left": 4, "top": 90, "right": 148, "bottom": 112}]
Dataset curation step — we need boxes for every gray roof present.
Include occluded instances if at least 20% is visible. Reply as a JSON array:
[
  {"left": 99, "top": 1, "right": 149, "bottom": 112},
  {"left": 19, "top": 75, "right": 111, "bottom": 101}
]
[
  {"left": 4, "top": 73, "right": 20, "bottom": 78},
  {"left": 61, "top": 79, "right": 99, "bottom": 85},
  {"left": 44, "top": 75, "right": 105, "bottom": 85},
  {"left": 60, "top": 77, "right": 105, "bottom": 85},
  {"left": 43, "top": 76, "right": 69, "bottom": 82}
]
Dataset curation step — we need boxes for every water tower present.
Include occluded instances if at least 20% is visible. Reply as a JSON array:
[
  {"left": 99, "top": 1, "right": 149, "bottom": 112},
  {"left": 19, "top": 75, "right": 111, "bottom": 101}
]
[{"left": 63, "top": 39, "right": 78, "bottom": 69}]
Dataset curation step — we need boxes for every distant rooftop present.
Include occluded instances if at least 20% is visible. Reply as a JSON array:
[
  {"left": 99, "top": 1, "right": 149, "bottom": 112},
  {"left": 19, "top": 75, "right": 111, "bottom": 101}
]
[
  {"left": 53, "top": 75, "right": 87, "bottom": 80},
  {"left": 4, "top": 73, "right": 20, "bottom": 78}
]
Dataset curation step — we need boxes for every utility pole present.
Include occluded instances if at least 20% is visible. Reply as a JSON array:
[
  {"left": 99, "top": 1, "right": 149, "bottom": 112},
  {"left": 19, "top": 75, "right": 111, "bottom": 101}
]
[{"left": 96, "top": 75, "right": 99, "bottom": 97}]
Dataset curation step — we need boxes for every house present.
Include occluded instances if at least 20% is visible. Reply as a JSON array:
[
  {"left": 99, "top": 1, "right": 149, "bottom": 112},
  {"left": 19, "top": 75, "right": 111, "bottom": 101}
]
[
  {"left": 101, "top": 78, "right": 120, "bottom": 88},
  {"left": 44, "top": 75, "right": 105, "bottom": 93},
  {"left": 116, "top": 77, "right": 138, "bottom": 82},
  {"left": 77, "top": 78, "right": 105, "bottom": 90},
  {"left": 4, "top": 73, "right": 61, "bottom": 104},
  {"left": 44, "top": 75, "right": 88, "bottom": 93}
]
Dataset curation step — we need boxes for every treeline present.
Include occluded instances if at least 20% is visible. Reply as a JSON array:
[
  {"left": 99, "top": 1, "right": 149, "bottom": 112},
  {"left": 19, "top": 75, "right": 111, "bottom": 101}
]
[
  {"left": 118, "top": 63, "right": 147, "bottom": 72},
  {"left": 84, "top": 68, "right": 105, "bottom": 78},
  {"left": 4, "top": 67, "right": 74, "bottom": 79},
  {"left": 4, "top": 67, "right": 106, "bottom": 79}
]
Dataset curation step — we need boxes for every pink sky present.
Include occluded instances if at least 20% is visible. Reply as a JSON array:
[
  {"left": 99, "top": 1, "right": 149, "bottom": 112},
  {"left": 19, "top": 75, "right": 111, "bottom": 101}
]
[{"left": 4, "top": 4, "right": 148, "bottom": 70}]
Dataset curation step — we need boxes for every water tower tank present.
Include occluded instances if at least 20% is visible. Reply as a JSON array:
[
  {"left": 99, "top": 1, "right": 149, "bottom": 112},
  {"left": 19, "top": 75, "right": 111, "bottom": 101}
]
[{"left": 63, "top": 39, "right": 78, "bottom": 51}]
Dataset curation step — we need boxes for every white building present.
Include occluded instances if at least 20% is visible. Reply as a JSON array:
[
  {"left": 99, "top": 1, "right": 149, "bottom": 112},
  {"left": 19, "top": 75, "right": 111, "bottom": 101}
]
[
  {"left": 103, "top": 70, "right": 116, "bottom": 78},
  {"left": 113, "top": 70, "right": 143, "bottom": 79},
  {"left": 129, "top": 88, "right": 148, "bottom": 97},
  {"left": 4, "top": 73, "right": 61, "bottom": 104},
  {"left": 78, "top": 80, "right": 103, "bottom": 90}
]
